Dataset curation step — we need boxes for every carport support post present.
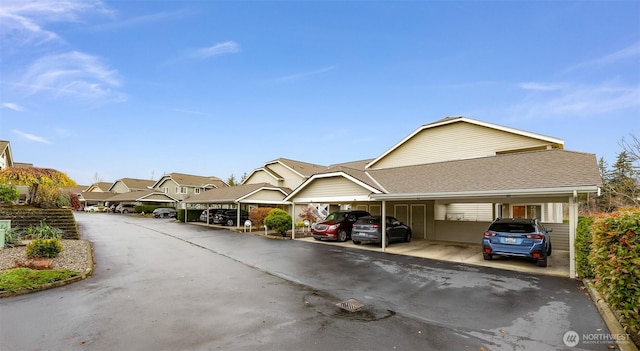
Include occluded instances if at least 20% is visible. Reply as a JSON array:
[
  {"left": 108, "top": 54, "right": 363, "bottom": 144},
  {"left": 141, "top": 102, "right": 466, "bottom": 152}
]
[
  {"left": 381, "top": 200, "right": 387, "bottom": 252},
  {"left": 569, "top": 195, "right": 578, "bottom": 279},
  {"left": 291, "top": 202, "right": 296, "bottom": 239}
]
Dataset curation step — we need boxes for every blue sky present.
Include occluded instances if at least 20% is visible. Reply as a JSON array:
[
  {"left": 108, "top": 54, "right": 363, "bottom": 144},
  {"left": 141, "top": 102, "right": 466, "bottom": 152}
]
[{"left": 1, "top": 1, "right": 638, "bottom": 186}]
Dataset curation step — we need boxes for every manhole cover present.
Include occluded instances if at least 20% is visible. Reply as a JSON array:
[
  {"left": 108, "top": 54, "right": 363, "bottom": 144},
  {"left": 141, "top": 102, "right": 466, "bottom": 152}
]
[{"left": 336, "top": 298, "right": 364, "bottom": 312}]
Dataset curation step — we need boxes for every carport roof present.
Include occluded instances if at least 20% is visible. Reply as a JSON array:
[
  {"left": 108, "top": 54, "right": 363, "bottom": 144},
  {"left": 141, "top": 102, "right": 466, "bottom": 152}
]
[
  {"left": 183, "top": 182, "right": 292, "bottom": 203},
  {"left": 104, "top": 190, "right": 179, "bottom": 203},
  {"left": 368, "top": 149, "right": 602, "bottom": 198}
]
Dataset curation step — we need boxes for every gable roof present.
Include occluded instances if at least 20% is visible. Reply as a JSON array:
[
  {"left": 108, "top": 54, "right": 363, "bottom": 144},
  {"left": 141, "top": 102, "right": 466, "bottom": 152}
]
[
  {"left": 242, "top": 158, "right": 326, "bottom": 185},
  {"left": 0, "top": 140, "right": 13, "bottom": 168},
  {"left": 366, "top": 116, "right": 564, "bottom": 169},
  {"left": 183, "top": 182, "right": 291, "bottom": 203},
  {"left": 86, "top": 182, "right": 113, "bottom": 192},
  {"left": 368, "top": 149, "right": 601, "bottom": 200},
  {"left": 151, "top": 172, "right": 228, "bottom": 189},
  {"left": 109, "top": 178, "right": 156, "bottom": 192}
]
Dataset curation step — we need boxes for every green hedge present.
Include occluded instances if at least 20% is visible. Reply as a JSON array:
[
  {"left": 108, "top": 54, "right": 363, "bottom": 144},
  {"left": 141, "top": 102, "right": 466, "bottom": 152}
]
[
  {"left": 590, "top": 208, "right": 640, "bottom": 343},
  {"left": 575, "top": 216, "right": 595, "bottom": 278}
]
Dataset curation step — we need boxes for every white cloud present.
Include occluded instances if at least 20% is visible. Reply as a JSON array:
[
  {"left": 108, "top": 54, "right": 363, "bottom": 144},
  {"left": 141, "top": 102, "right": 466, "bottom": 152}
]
[
  {"left": 519, "top": 82, "right": 566, "bottom": 91},
  {"left": 510, "top": 81, "right": 640, "bottom": 119},
  {"left": 0, "top": 0, "right": 109, "bottom": 46},
  {"left": 191, "top": 41, "right": 240, "bottom": 59},
  {"left": 275, "top": 66, "right": 336, "bottom": 82},
  {"left": 19, "top": 51, "right": 125, "bottom": 102},
  {"left": 2, "top": 102, "right": 25, "bottom": 111},
  {"left": 12, "top": 129, "right": 52, "bottom": 144},
  {"left": 566, "top": 42, "right": 640, "bottom": 72}
]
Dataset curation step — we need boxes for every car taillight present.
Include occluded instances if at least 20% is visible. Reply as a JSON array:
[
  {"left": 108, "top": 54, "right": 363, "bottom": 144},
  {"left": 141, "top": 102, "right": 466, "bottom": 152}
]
[
  {"left": 484, "top": 231, "right": 496, "bottom": 237},
  {"left": 526, "top": 234, "right": 544, "bottom": 240},
  {"left": 532, "top": 252, "right": 541, "bottom": 258},
  {"left": 484, "top": 247, "right": 492, "bottom": 253},
  {"left": 371, "top": 224, "right": 380, "bottom": 228}
]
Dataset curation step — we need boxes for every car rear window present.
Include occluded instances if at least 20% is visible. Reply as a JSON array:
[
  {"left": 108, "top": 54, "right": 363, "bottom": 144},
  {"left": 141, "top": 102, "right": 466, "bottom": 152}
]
[
  {"left": 489, "top": 223, "right": 536, "bottom": 233},
  {"left": 355, "top": 217, "right": 378, "bottom": 225}
]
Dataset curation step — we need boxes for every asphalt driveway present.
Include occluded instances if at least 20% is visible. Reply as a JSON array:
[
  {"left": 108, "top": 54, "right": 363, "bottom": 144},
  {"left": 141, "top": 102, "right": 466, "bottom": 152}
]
[{"left": 0, "top": 213, "right": 613, "bottom": 350}]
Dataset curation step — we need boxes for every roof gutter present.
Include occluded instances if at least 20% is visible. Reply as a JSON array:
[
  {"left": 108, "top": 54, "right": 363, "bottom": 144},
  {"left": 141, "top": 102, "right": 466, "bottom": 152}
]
[{"left": 370, "top": 186, "right": 600, "bottom": 201}]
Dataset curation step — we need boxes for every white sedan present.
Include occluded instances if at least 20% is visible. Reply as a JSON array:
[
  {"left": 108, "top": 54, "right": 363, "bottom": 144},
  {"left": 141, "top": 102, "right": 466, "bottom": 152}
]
[{"left": 83, "top": 205, "right": 102, "bottom": 212}]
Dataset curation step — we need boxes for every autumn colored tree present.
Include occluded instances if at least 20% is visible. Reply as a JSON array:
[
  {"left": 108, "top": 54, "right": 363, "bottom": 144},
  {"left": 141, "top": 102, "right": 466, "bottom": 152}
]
[{"left": 0, "top": 167, "right": 76, "bottom": 206}]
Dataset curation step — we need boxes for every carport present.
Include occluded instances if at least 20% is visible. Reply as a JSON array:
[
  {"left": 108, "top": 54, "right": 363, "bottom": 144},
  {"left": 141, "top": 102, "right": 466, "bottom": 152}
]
[{"left": 287, "top": 150, "right": 602, "bottom": 279}]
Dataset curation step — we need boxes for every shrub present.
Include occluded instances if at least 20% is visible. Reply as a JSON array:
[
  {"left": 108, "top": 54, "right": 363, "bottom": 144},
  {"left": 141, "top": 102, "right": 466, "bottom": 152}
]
[
  {"left": 26, "top": 238, "right": 63, "bottom": 258},
  {"left": 1, "top": 225, "right": 23, "bottom": 247},
  {"left": 23, "top": 221, "right": 63, "bottom": 240},
  {"left": 0, "top": 183, "right": 20, "bottom": 203},
  {"left": 589, "top": 208, "right": 640, "bottom": 342},
  {"left": 249, "top": 207, "right": 274, "bottom": 228},
  {"left": 298, "top": 205, "right": 317, "bottom": 223},
  {"left": 575, "top": 216, "right": 595, "bottom": 279},
  {"left": 264, "top": 208, "right": 292, "bottom": 236}
]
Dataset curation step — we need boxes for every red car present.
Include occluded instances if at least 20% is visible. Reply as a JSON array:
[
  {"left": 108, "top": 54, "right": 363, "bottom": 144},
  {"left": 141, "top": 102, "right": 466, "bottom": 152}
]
[{"left": 311, "top": 210, "right": 371, "bottom": 242}]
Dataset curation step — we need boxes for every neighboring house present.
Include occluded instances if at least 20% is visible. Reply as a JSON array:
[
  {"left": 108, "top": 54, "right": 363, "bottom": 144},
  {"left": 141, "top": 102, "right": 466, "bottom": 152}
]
[
  {"left": 182, "top": 182, "right": 292, "bottom": 216},
  {"left": 150, "top": 173, "right": 228, "bottom": 201},
  {"left": 109, "top": 178, "right": 156, "bottom": 193},
  {"left": 243, "top": 158, "right": 326, "bottom": 190},
  {"left": 0, "top": 140, "right": 13, "bottom": 170},
  {"left": 182, "top": 159, "right": 325, "bottom": 222},
  {"left": 85, "top": 182, "right": 113, "bottom": 193},
  {"left": 284, "top": 116, "right": 602, "bottom": 278},
  {"left": 105, "top": 190, "right": 180, "bottom": 209}
]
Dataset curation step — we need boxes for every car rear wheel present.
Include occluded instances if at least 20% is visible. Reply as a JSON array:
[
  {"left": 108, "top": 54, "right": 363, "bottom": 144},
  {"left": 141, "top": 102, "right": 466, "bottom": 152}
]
[
  {"left": 404, "top": 230, "right": 412, "bottom": 242},
  {"left": 313, "top": 237, "right": 321, "bottom": 241},
  {"left": 226, "top": 219, "right": 234, "bottom": 226},
  {"left": 547, "top": 242, "right": 552, "bottom": 257},
  {"left": 337, "top": 229, "right": 347, "bottom": 242},
  {"left": 536, "top": 254, "right": 548, "bottom": 267},
  {"left": 483, "top": 253, "right": 492, "bottom": 260},
  {"left": 353, "top": 240, "right": 361, "bottom": 245}
]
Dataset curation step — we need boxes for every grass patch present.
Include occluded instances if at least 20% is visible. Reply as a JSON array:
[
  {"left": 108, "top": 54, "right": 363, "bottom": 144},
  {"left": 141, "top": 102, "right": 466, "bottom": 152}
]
[{"left": 0, "top": 268, "right": 79, "bottom": 292}]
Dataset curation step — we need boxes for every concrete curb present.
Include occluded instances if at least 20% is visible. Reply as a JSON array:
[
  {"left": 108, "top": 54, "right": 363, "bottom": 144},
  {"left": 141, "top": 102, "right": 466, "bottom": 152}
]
[
  {"left": 583, "top": 279, "right": 639, "bottom": 351},
  {"left": 0, "top": 240, "right": 95, "bottom": 298}
]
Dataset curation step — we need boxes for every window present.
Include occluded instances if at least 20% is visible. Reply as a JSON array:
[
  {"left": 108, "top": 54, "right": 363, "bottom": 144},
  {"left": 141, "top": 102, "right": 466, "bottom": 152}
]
[
  {"left": 195, "top": 188, "right": 201, "bottom": 194},
  {"left": 163, "top": 187, "right": 168, "bottom": 194},
  {"left": 180, "top": 187, "right": 188, "bottom": 194}
]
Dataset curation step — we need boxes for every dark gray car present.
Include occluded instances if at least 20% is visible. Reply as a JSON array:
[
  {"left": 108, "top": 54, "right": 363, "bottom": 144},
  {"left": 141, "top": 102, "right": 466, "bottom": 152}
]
[{"left": 351, "top": 215, "right": 412, "bottom": 246}]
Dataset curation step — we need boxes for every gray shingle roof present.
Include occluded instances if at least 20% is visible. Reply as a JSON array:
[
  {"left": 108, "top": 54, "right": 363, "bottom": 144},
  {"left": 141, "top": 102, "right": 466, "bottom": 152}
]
[{"left": 368, "top": 149, "right": 602, "bottom": 194}]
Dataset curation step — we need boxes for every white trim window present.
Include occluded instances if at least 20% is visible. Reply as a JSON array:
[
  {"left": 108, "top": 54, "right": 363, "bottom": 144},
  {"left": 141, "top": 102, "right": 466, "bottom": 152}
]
[
  {"left": 195, "top": 188, "right": 201, "bottom": 194},
  {"left": 163, "top": 187, "right": 169, "bottom": 194},
  {"left": 180, "top": 187, "right": 188, "bottom": 194}
]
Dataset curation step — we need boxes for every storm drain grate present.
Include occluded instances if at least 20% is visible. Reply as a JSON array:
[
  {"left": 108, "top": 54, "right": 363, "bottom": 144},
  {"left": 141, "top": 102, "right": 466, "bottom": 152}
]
[{"left": 336, "top": 298, "right": 364, "bottom": 312}]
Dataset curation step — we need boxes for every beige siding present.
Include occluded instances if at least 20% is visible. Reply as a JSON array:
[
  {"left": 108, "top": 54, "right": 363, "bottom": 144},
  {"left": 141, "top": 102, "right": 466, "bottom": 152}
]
[
  {"left": 110, "top": 182, "right": 129, "bottom": 193},
  {"left": 445, "top": 203, "right": 493, "bottom": 221},
  {"left": 245, "top": 171, "right": 276, "bottom": 185},
  {"left": 543, "top": 223, "right": 569, "bottom": 251},
  {"left": 244, "top": 189, "right": 286, "bottom": 202},
  {"left": 144, "top": 194, "right": 175, "bottom": 201},
  {"left": 293, "top": 177, "right": 371, "bottom": 199},
  {"left": 435, "top": 220, "right": 490, "bottom": 243},
  {"left": 268, "top": 163, "right": 306, "bottom": 189},
  {"left": 371, "top": 122, "right": 557, "bottom": 169}
]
